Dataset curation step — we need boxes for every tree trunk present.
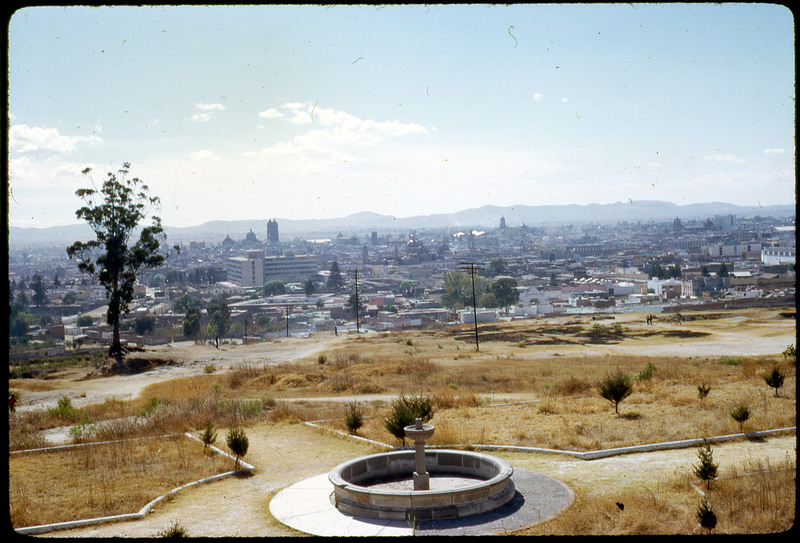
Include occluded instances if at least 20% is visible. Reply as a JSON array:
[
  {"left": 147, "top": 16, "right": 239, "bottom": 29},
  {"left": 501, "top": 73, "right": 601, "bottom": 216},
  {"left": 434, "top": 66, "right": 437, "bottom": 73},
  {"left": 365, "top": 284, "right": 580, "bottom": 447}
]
[{"left": 109, "top": 275, "right": 123, "bottom": 361}]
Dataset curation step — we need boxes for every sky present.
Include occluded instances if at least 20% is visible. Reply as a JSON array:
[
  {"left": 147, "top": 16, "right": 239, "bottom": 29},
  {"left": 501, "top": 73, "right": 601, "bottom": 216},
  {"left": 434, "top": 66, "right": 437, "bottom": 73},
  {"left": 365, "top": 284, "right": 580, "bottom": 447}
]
[{"left": 7, "top": 3, "right": 796, "bottom": 229}]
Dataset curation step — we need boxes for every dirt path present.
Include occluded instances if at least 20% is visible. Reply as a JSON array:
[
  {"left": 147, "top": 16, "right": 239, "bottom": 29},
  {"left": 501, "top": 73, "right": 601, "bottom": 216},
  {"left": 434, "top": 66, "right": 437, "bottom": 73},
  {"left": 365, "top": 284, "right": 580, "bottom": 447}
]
[{"left": 35, "top": 423, "right": 796, "bottom": 538}]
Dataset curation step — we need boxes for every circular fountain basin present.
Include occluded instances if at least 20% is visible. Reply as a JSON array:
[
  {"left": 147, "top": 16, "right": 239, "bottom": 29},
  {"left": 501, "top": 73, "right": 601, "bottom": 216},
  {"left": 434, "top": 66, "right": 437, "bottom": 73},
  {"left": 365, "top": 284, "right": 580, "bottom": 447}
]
[
  {"left": 404, "top": 422, "right": 435, "bottom": 442},
  {"left": 328, "top": 449, "right": 515, "bottom": 521}
]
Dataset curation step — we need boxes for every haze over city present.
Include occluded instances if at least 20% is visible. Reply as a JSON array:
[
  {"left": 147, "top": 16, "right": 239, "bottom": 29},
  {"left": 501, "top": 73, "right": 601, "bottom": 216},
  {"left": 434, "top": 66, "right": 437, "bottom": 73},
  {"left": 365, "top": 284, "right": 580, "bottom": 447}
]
[{"left": 7, "top": 3, "right": 795, "bottom": 230}]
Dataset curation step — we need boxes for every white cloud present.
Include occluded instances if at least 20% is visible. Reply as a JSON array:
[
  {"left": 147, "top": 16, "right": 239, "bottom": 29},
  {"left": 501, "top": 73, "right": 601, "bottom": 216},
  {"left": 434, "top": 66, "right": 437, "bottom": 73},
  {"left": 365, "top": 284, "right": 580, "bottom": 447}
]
[
  {"left": 9, "top": 124, "right": 102, "bottom": 154},
  {"left": 704, "top": 153, "right": 747, "bottom": 163},
  {"left": 763, "top": 148, "right": 785, "bottom": 155},
  {"left": 191, "top": 103, "right": 225, "bottom": 122},
  {"left": 190, "top": 150, "right": 219, "bottom": 161},
  {"left": 258, "top": 108, "right": 284, "bottom": 119},
  {"left": 533, "top": 92, "right": 543, "bottom": 100}
]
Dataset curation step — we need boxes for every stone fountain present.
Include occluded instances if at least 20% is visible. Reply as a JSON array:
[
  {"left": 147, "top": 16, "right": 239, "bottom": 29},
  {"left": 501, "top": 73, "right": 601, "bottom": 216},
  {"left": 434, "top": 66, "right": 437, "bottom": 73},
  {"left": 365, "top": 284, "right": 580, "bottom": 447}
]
[{"left": 328, "top": 419, "right": 515, "bottom": 521}]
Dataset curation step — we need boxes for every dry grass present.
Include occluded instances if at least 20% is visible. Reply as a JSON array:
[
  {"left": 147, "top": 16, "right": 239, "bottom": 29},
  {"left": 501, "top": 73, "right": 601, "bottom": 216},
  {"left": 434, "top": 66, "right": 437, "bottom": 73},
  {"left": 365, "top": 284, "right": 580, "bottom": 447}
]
[
  {"left": 516, "top": 455, "right": 796, "bottom": 535},
  {"left": 9, "top": 434, "right": 232, "bottom": 529}
]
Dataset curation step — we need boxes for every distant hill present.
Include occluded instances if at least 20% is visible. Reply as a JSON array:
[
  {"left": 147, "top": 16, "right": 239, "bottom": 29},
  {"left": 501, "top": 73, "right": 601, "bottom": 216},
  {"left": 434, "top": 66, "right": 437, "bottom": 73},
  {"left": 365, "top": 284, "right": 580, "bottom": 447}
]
[{"left": 8, "top": 200, "right": 795, "bottom": 247}]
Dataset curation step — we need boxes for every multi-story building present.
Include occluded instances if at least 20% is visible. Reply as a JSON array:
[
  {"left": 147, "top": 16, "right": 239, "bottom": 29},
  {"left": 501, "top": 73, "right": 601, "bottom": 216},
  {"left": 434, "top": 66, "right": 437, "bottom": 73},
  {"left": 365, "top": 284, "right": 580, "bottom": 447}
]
[
  {"left": 263, "top": 254, "right": 318, "bottom": 282},
  {"left": 226, "top": 250, "right": 265, "bottom": 288}
]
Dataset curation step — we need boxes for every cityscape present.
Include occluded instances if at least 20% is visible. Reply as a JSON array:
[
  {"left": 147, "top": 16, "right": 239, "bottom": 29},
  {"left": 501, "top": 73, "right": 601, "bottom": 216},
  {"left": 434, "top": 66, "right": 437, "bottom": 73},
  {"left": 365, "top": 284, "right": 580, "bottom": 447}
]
[{"left": 8, "top": 202, "right": 795, "bottom": 358}]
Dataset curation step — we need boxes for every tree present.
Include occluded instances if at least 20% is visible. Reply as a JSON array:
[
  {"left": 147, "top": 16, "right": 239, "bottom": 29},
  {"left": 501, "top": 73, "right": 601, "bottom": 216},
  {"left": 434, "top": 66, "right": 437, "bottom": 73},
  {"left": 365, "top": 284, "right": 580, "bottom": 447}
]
[
  {"left": 183, "top": 306, "right": 202, "bottom": 342},
  {"left": 31, "top": 274, "right": 47, "bottom": 307},
  {"left": 262, "top": 280, "right": 287, "bottom": 297},
  {"left": 345, "top": 292, "right": 365, "bottom": 318},
  {"left": 764, "top": 366, "right": 785, "bottom": 397},
  {"left": 477, "top": 292, "right": 499, "bottom": 308},
  {"left": 717, "top": 263, "right": 729, "bottom": 277},
  {"left": 302, "top": 278, "right": 316, "bottom": 297},
  {"left": 598, "top": 369, "right": 634, "bottom": 415},
  {"left": 199, "top": 421, "right": 217, "bottom": 454},
  {"left": 225, "top": 426, "right": 249, "bottom": 469},
  {"left": 327, "top": 261, "right": 345, "bottom": 292},
  {"left": 384, "top": 394, "right": 435, "bottom": 446},
  {"left": 173, "top": 293, "right": 202, "bottom": 314},
  {"left": 67, "top": 163, "right": 176, "bottom": 360},
  {"left": 492, "top": 277, "right": 519, "bottom": 311},
  {"left": 134, "top": 315, "right": 155, "bottom": 335},
  {"left": 77, "top": 315, "right": 94, "bottom": 327},
  {"left": 208, "top": 298, "right": 230, "bottom": 347},
  {"left": 486, "top": 257, "right": 509, "bottom": 277},
  {"left": 692, "top": 440, "right": 719, "bottom": 489},
  {"left": 696, "top": 500, "right": 717, "bottom": 532},
  {"left": 398, "top": 280, "right": 416, "bottom": 297},
  {"left": 63, "top": 291, "right": 78, "bottom": 305},
  {"left": 701, "top": 266, "right": 710, "bottom": 277},
  {"left": 730, "top": 404, "right": 751, "bottom": 433}
]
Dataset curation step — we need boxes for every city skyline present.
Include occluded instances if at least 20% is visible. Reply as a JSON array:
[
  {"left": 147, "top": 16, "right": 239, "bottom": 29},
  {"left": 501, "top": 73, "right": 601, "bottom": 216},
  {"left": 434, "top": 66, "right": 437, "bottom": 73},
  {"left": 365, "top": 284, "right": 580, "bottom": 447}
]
[{"left": 8, "top": 4, "right": 795, "bottom": 230}]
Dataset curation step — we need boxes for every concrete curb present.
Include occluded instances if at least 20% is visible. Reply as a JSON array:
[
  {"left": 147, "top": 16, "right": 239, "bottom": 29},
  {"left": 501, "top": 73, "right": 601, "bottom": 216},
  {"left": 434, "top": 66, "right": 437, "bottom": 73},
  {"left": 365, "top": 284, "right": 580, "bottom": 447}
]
[
  {"left": 305, "top": 419, "right": 795, "bottom": 460},
  {"left": 13, "top": 432, "right": 255, "bottom": 535}
]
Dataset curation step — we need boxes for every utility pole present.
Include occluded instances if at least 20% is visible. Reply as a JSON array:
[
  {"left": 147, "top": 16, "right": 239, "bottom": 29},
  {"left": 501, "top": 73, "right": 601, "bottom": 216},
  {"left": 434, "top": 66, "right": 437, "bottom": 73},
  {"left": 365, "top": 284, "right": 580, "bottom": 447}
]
[
  {"left": 459, "top": 261, "right": 483, "bottom": 351},
  {"left": 284, "top": 304, "right": 290, "bottom": 337},
  {"left": 348, "top": 269, "right": 362, "bottom": 334}
]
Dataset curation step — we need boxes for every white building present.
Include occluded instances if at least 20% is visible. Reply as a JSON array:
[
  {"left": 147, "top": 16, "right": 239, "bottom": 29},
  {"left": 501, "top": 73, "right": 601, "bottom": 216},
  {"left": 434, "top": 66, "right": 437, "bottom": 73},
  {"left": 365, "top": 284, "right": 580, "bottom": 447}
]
[
  {"left": 226, "top": 250, "right": 265, "bottom": 288},
  {"left": 761, "top": 245, "right": 796, "bottom": 266}
]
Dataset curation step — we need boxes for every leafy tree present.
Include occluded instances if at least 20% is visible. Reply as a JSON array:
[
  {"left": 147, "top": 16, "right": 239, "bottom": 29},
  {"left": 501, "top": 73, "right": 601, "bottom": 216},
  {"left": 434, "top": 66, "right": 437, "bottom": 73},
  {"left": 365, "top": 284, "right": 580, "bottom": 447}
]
[
  {"left": 182, "top": 306, "right": 202, "bottom": 342},
  {"left": 262, "top": 279, "right": 287, "bottom": 297},
  {"left": 692, "top": 440, "right": 719, "bottom": 489},
  {"left": 440, "top": 271, "right": 470, "bottom": 309},
  {"left": 302, "top": 278, "right": 317, "bottom": 297},
  {"left": 717, "top": 263, "right": 729, "bottom": 277},
  {"left": 486, "top": 257, "right": 509, "bottom": 277},
  {"left": 66, "top": 163, "right": 177, "bottom": 360},
  {"left": 327, "top": 261, "right": 345, "bottom": 292},
  {"left": 478, "top": 292, "right": 499, "bottom": 308},
  {"left": 134, "top": 315, "right": 155, "bottom": 335},
  {"left": 62, "top": 291, "right": 78, "bottom": 305},
  {"left": 345, "top": 292, "right": 365, "bottom": 318},
  {"left": 492, "top": 277, "right": 519, "bottom": 311},
  {"left": 76, "top": 315, "right": 94, "bottom": 327},
  {"left": 173, "top": 293, "right": 202, "bottom": 314},
  {"left": 764, "top": 366, "right": 785, "bottom": 397},
  {"left": 598, "top": 369, "right": 634, "bottom": 415},
  {"left": 31, "top": 274, "right": 47, "bottom": 307},
  {"left": 208, "top": 298, "right": 230, "bottom": 346},
  {"left": 398, "top": 280, "right": 416, "bottom": 297}
]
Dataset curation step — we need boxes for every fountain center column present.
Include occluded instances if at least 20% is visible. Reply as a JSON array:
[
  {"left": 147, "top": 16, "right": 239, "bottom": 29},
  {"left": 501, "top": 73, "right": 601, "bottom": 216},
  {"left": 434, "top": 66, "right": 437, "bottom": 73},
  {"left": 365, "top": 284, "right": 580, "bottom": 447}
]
[{"left": 405, "top": 418, "right": 435, "bottom": 491}]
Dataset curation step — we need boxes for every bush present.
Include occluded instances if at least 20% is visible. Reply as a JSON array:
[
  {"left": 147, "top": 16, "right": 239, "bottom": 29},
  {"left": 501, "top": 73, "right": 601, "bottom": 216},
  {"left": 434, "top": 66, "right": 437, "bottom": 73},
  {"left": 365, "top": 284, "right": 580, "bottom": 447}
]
[
  {"left": 692, "top": 440, "right": 719, "bottom": 488},
  {"left": 597, "top": 369, "right": 633, "bottom": 415},
  {"left": 764, "top": 366, "right": 785, "bottom": 397},
  {"left": 384, "top": 394, "right": 435, "bottom": 445},
  {"left": 226, "top": 427, "right": 249, "bottom": 468},
  {"left": 697, "top": 383, "right": 712, "bottom": 403},
  {"left": 157, "top": 520, "right": 190, "bottom": 537},
  {"left": 730, "top": 404, "right": 751, "bottom": 433},
  {"left": 635, "top": 363, "right": 658, "bottom": 381},
  {"left": 344, "top": 401, "right": 364, "bottom": 434},
  {"left": 199, "top": 421, "right": 218, "bottom": 453},
  {"left": 49, "top": 395, "right": 76, "bottom": 419}
]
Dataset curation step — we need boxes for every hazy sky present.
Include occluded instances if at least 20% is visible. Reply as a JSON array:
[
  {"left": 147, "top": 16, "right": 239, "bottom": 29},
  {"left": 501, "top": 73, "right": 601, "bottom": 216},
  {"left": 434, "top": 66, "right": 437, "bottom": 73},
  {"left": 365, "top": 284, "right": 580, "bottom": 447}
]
[{"left": 7, "top": 4, "right": 795, "bottom": 229}]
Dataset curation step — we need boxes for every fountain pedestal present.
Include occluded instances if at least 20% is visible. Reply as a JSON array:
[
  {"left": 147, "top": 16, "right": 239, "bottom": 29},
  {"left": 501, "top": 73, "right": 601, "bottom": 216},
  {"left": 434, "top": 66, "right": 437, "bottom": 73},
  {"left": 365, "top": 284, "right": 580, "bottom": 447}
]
[{"left": 404, "top": 418, "right": 435, "bottom": 491}]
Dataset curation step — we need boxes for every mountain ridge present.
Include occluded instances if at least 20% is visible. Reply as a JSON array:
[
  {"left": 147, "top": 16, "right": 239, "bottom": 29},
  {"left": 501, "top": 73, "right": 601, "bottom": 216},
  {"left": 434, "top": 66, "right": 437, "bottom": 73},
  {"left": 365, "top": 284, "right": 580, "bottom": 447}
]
[{"left": 8, "top": 200, "right": 795, "bottom": 246}]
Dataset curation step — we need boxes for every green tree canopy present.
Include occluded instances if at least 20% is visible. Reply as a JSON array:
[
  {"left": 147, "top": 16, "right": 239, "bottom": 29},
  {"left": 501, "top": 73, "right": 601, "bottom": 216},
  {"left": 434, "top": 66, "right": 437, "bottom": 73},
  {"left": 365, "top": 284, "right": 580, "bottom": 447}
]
[
  {"left": 208, "top": 298, "right": 230, "bottom": 341},
  {"left": 327, "top": 261, "right": 345, "bottom": 292},
  {"left": 67, "top": 163, "right": 176, "bottom": 359},
  {"left": 262, "top": 280, "right": 287, "bottom": 297},
  {"left": 491, "top": 277, "right": 519, "bottom": 311},
  {"left": 31, "top": 274, "right": 47, "bottom": 307},
  {"left": 486, "top": 257, "right": 509, "bottom": 277},
  {"left": 182, "top": 306, "right": 202, "bottom": 340}
]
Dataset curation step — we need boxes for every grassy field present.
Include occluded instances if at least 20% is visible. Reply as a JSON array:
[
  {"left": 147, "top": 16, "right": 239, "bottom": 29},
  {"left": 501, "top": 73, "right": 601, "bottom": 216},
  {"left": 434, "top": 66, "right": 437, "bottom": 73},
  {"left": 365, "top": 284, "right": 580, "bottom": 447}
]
[{"left": 7, "top": 307, "right": 796, "bottom": 535}]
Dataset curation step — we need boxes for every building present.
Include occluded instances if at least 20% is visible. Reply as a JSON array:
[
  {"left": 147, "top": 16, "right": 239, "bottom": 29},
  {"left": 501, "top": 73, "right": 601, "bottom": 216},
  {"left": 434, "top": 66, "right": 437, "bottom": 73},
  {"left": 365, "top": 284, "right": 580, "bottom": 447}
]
[
  {"left": 226, "top": 250, "right": 265, "bottom": 287},
  {"left": 761, "top": 245, "right": 795, "bottom": 266},
  {"left": 267, "top": 219, "right": 280, "bottom": 244},
  {"left": 263, "top": 254, "right": 318, "bottom": 282}
]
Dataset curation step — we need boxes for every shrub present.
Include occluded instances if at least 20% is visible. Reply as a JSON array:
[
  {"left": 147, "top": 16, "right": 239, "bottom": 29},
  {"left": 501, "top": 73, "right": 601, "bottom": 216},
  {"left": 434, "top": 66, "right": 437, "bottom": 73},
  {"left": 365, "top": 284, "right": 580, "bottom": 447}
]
[
  {"left": 635, "top": 363, "right": 658, "bottom": 381},
  {"left": 730, "top": 404, "right": 751, "bottom": 433},
  {"left": 763, "top": 366, "right": 785, "bottom": 397},
  {"left": 157, "top": 520, "right": 190, "bottom": 537},
  {"left": 598, "top": 369, "right": 633, "bottom": 415},
  {"left": 199, "top": 421, "right": 218, "bottom": 453},
  {"left": 717, "top": 355, "right": 744, "bottom": 366},
  {"left": 49, "top": 395, "right": 76, "bottom": 419},
  {"left": 696, "top": 500, "right": 717, "bottom": 532},
  {"left": 692, "top": 440, "right": 719, "bottom": 488},
  {"left": 317, "top": 353, "right": 327, "bottom": 365},
  {"left": 384, "top": 394, "right": 435, "bottom": 445},
  {"left": 782, "top": 343, "right": 796, "bottom": 363},
  {"left": 204, "top": 364, "right": 217, "bottom": 373},
  {"left": 344, "top": 401, "right": 364, "bottom": 434},
  {"left": 226, "top": 427, "right": 249, "bottom": 468},
  {"left": 697, "top": 383, "right": 712, "bottom": 403}
]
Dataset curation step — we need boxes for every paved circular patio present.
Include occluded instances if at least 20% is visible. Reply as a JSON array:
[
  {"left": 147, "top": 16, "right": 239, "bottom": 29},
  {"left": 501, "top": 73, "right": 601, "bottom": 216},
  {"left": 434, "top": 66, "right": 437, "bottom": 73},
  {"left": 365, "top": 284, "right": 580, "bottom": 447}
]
[{"left": 269, "top": 467, "right": 574, "bottom": 536}]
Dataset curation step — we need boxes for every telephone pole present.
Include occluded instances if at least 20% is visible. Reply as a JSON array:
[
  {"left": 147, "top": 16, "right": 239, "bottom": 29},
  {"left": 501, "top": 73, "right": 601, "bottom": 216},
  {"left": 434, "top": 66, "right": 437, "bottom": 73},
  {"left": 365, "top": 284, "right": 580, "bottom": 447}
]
[
  {"left": 458, "top": 261, "right": 483, "bottom": 351},
  {"left": 348, "top": 268, "right": 362, "bottom": 334}
]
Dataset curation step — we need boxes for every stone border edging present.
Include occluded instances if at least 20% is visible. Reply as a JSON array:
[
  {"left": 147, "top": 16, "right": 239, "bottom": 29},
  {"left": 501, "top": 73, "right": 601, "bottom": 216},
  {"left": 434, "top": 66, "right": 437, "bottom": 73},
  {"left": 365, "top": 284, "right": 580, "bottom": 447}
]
[
  {"left": 13, "top": 432, "right": 255, "bottom": 535},
  {"left": 305, "top": 419, "right": 795, "bottom": 460}
]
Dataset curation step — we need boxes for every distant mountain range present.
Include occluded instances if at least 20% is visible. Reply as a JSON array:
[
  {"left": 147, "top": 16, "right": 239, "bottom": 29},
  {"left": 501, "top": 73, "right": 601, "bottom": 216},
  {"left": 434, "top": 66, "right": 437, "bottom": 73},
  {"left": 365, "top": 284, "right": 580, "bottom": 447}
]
[{"left": 8, "top": 200, "right": 795, "bottom": 247}]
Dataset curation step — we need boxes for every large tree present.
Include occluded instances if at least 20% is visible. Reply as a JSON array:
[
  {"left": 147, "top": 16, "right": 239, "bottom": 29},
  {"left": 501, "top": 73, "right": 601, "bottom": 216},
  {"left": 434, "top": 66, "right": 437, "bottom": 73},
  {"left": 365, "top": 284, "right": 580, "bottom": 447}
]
[
  {"left": 67, "top": 163, "right": 176, "bottom": 359},
  {"left": 327, "top": 261, "right": 345, "bottom": 292},
  {"left": 492, "top": 277, "right": 519, "bottom": 312}
]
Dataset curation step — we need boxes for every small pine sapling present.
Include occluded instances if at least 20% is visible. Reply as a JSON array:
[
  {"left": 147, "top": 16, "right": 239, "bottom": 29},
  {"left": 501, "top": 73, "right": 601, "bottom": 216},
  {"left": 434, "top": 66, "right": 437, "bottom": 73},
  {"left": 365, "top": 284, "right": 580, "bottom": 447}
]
[
  {"left": 730, "top": 404, "right": 751, "bottom": 434},
  {"left": 764, "top": 366, "right": 785, "bottom": 397},
  {"left": 692, "top": 440, "right": 719, "bottom": 489}
]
